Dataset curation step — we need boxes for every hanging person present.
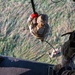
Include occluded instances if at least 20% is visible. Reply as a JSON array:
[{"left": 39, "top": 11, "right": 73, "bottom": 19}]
[
  {"left": 27, "top": 0, "right": 59, "bottom": 57},
  {"left": 27, "top": 12, "right": 49, "bottom": 42}
]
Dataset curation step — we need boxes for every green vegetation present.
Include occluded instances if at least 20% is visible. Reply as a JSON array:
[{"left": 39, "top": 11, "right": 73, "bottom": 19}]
[{"left": 0, "top": 0, "right": 75, "bottom": 64}]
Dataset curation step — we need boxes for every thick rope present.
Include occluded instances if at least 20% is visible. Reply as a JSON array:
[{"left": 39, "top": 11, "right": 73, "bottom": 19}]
[{"left": 31, "top": 0, "right": 36, "bottom": 13}]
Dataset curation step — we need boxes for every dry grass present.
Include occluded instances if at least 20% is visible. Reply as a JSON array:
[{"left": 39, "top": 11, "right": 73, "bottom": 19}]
[{"left": 0, "top": 0, "right": 75, "bottom": 65}]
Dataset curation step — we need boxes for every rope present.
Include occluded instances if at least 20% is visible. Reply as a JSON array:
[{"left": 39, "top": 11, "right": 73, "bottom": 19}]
[
  {"left": 31, "top": 0, "right": 36, "bottom": 13},
  {"left": 45, "top": 40, "right": 56, "bottom": 51},
  {"left": 44, "top": 40, "right": 59, "bottom": 64}
]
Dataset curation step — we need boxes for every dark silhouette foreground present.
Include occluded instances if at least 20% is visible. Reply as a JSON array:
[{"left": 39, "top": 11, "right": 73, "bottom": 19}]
[{"left": 0, "top": 56, "right": 53, "bottom": 75}]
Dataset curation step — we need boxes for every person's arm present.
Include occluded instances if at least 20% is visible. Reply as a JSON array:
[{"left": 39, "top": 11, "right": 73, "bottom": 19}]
[{"left": 27, "top": 13, "right": 38, "bottom": 25}]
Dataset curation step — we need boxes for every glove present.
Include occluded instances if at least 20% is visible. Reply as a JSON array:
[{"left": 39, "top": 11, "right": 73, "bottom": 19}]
[{"left": 30, "top": 13, "right": 38, "bottom": 19}]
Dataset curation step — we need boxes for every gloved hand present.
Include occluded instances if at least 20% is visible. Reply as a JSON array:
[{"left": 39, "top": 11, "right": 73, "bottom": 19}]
[
  {"left": 30, "top": 13, "right": 38, "bottom": 19},
  {"left": 27, "top": 12, "right": 38, "bottom": 24}
]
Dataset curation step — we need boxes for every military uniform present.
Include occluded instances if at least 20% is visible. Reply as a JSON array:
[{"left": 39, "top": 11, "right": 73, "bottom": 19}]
[{"left": 27, "top": 13, "right": 49, "bottom": 42}]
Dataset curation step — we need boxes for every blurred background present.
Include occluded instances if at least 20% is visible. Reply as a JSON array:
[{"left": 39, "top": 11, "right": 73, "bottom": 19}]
[{"left": 0, "top": 0, "right": 75, "bottom": 65}]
